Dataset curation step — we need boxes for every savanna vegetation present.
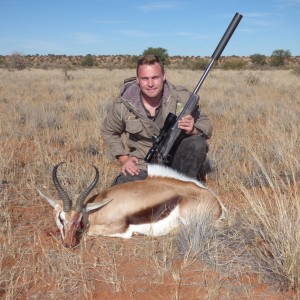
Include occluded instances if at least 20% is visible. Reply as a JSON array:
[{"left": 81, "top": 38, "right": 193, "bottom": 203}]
[
  {"left": 1, "top": 47, "right": 299, "bottom": 71},
  {"left": 0, "top": 67, "right": 299, "bottom": 299}
]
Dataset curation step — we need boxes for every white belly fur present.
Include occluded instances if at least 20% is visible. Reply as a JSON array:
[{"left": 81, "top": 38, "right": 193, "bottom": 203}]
[{"left": 111, "top": 205, "right": 184, "bottom": 238}]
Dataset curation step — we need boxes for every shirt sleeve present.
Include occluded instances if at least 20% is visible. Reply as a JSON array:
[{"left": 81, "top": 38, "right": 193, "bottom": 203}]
[
  {"left": 101, "top": 102, "right": 128, "bottom": 157},
  {"left": 195, "top": 111, "right": 212, "bottom": 139}
]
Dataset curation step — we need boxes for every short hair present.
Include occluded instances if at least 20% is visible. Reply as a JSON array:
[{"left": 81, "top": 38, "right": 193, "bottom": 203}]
[{"left": 136, "top": 54, "right": 165, "bottom": 75}]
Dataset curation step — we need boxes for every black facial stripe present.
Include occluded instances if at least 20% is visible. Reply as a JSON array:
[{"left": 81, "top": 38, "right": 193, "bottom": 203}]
[{"left": 58, "top": 212, "right": 64, "bottom": 225}]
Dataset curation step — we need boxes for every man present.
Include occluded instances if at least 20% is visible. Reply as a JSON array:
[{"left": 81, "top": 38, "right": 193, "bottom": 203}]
[{"left": 102, "top": 54, "right": 212, "bottom": 185}]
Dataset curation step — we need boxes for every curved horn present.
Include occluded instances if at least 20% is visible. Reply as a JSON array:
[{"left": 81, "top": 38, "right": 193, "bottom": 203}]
[
  {"left": 75, "top": 166, "right": 99, "bottom": 213},
  {"left": 52, "top": 162, "right": 72, "bottom": 212}
]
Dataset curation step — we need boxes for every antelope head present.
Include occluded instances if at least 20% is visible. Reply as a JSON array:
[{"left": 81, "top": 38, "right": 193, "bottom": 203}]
[{"left": 37, "top": 162, "right": 110, "bottom": 247}]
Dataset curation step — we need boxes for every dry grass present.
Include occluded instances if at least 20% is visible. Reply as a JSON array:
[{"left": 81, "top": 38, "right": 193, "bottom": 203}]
[{"left": 0, "top": 68, "right": 299, "bottom": 299}]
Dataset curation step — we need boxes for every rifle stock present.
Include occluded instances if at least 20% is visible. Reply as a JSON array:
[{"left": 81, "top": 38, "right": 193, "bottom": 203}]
[{"left": 145, "top": 12, "right": 243, "bottom": 164}]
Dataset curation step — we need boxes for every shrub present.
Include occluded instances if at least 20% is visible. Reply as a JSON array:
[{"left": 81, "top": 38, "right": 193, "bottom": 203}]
[
  {"left": 270, "top": 49, "right": 291, "bottom": 67},
  {"left": 245, "top": 73, "right": 260, "bottom": 86},
  {"left": 0, "top": 55, "right": 4, "bottom": 67},
  {"left": 188, "top": 58, "right": 209, "bottom": 70},
  {"left": 291, "top": 67, "right": 300, "bottom": 76},
  {"left": 5, "top": 52, "right": 29, "bottom": 70},
  {"left": 125, "top": 55, "right": 141, "bottom": 69},
  {"left": 221, "top": 58, "right": 247, "bottom": 70},
  {"left": 81, "top": 54, "right": 94, "bottom": 67},
  {"left": 250, "top": 53, "right": 267, "bottom": 65},
  {"left": 142, "top": 47, "right": 170, "bottom": 66}
]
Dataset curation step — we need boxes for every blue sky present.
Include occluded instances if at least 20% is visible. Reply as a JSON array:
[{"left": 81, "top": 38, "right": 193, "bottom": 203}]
[{"left": 1, "top": 0, "right": 299, "bottom": 56}]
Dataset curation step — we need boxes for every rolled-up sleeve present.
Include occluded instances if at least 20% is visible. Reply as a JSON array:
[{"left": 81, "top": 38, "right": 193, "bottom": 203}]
[{"left": 195, "top": 112, "right": 212, "bottom": 139}]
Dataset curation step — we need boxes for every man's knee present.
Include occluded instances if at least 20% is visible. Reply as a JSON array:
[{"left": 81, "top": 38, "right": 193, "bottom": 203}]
[
  {"left": 179, "top": 135, "right": 208, "bottom": 153},
  {"left": 171, "top": 135, "right": 209, "bottom": 179}
]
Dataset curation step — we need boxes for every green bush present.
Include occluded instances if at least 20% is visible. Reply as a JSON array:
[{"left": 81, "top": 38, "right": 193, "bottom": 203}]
[
  {"left": 81, "top": 54, "right": 94, "bottom": 67},
  {"left": 124, "top": 55, "right": 141, "bottom": 69},
  {"left": 270, "top": 49, "right": 291, "bottom": 67},
  {"left": 221, "top": 58, "right": 247, "bottom": 70},
  {"left": 142, "top": 47, "right": 170, "bottom": 66},
  {"left": 250, "top": 53, "right": 267, "bottom": 65},
  {"left": 189, "top": 58, "right": 209, "bottom": 70},
  {"left": 0, "top": 55, "right": 4, "bottom": 66}
]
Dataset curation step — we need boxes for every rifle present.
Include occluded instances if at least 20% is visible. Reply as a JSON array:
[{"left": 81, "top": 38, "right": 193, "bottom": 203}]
[{"left": 145, "top": 12, "right": 243, "bottom": 164}]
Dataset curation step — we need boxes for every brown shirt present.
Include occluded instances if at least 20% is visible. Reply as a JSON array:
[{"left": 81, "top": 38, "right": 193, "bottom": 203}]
[{"left": 101, "top": 79, "right": 212, "bottom": 170}]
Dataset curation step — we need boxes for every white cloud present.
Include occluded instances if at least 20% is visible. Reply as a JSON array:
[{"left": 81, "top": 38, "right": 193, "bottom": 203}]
[
  {"left": 243, "top": 12, "right": 280, "bottom": 27},
  {"left": 175, "top": 32, "right": 209, "bottom": 39},
  {"left": 138, "top": 1, "right": 179, "bottom": 12},
  {"left": 276, "top": 0, "right": 300, "bottom": 13},
  {"left": 176, "top": 31, "right": 195, "bottom": 37},
  {"left": 74, "top": 32, "right": 104, "bottom": 44},
  {"left": 278, "top": 0, "right": 300, "bottom": 7},
  {"left": 90, "top": 19, "right": 126, "bottom": 25},
  {"left": 119, "top": 30, "right": 159, "bottom": 38},
  {"left": 239, "top": 28, "right": 255, "bottom": 33},
  {"left": 243, "top": 12, "right": 272, "bottom": 18}
]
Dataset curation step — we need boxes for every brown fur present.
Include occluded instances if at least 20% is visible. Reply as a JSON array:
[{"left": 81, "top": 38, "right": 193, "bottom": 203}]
[
  {"left": 85, "top": 177, "right": 222, "bottom": 234},
  {"left": 41, "top": 174, "right": 225, "bottom": 246}
]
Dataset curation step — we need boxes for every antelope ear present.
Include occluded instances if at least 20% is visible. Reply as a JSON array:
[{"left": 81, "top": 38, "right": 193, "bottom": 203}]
[
  {"left": 85, "top": 199, "right": 112, "bottom": 212},
  {"left": 36, "top": 187, "right": 59, "bottom": 208}
]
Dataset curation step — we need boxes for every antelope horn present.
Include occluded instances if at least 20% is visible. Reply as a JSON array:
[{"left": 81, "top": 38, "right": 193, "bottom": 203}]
[
  {"left": 52, "top": 162, "right": 72, "bottom": 212},
  {"left": 75, "top": 166, "right": 99, "bottom": 213}
]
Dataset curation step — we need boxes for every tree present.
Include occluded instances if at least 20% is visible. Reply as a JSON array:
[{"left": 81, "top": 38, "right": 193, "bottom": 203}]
[
  {"left": 250, "top": 53, "right": 267, "bottom": 65},
  {"left": 81, "top": 54, "right": 94, "bottom": 67},
  {"left": 270, "top": 49, "right": 291, "bottom": 67},
  {"left": 142, "top": 47, "right": 170, "bottom": 65},
  {"left": 5, "top": 52, "right": 29, "bottom": 70}
]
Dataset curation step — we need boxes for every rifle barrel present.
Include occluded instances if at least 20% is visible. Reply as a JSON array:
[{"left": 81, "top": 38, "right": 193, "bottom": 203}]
[
  {"left": 193, "top": 12, "right": 243, "bottom": 95},
  {"left": 212, "top": 12, "right": 243, "bottom": 61}
]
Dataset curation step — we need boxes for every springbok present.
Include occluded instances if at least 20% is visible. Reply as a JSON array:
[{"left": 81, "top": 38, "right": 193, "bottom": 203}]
[{"left": 37, "top": 162, "right": 227, "bottom": 247}]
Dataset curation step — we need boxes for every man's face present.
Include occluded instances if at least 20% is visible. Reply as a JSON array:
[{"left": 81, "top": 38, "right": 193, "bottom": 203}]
[{"left": 137, "top": 62, "right": 166, "bottom": 101}]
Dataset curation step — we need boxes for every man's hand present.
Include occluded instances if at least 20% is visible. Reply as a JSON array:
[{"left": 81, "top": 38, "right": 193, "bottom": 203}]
[
  {"left": 178, "top": 115, "right": 199, "bottom": 135},
  {"left": 118, "top": 155, "right": 140, "bottom": 176}
]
